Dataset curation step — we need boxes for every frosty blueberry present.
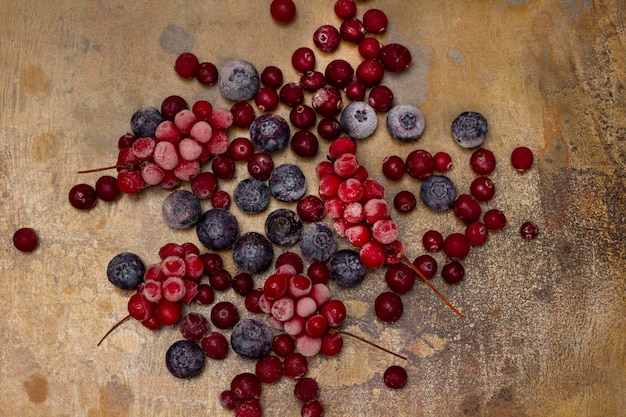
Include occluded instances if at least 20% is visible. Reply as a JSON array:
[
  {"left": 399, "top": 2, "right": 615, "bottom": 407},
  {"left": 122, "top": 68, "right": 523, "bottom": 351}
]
[
  {"left": 249, "top": 114, "right": 291, "bottom": 153},
  {"left": 233, "top": 178, "right": 270, "bottom": 214},
  {"left": 451, "top": 111, "right": 488, "bottom": 148},
  {"left": 196, "top": 208, "right": 240, "bottom": 251},
  {"left": 265, "top": 208, "right": 303, "bottom": 246},
  {"left": 162, "top": 189, "right": 201, "bottom": 229},
  {"left": 231, "top": 318, "right": 273, "bottom": 359},
  {"left": 130, "top": 106, "right": 164, "bottom": 138},
  {"left": 218, "top": 59, "right": 260, "bottom": 102},
  {"left": 420, "top": 175, "right": 457, "bottom": 211},
  {"left": 165, "top": 339, "right": 205, "bottom": 378},
  {"left": 300, "top": 222, "right": 337, "bottom": 262},
  {"left": 106, "top": 252, "right": 145, "bottom": 290},
  {"left": 269, "top": 164, "right": 306, "bottom": 202},
  {"left": 340, "top": 101, "right": 378, "bottom": 139},
  {"left": 330, "top": 249, "right": 367, "bottom": 288},
  {"left": 232, "top": 232, "right": 274, "bottom": 274},
  {"left": 386, "top": 104, "right": 425, "bottom": 142}
]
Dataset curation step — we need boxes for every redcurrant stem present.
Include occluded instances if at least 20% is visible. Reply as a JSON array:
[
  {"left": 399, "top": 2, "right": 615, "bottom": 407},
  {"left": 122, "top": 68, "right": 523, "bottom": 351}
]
[
  {"left": 397, "top": 252, "right": 466, "bottom": 320},
  {"left": 77, "top": 164, "right": 120, "bottom": 174},
  {"left": 97, "top": 314, "right": 131, "bottom": 346},
  {"left": 329, "top": 328, "right": 408, "bottom": 361}
]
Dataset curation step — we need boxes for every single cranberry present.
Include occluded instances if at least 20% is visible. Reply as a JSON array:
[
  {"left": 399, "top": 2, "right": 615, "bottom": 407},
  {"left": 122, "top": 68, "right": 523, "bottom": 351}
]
[
  {"left": 118, "top": 133, "right": 136, "bottom": 149},
  {"left": 228, "top": 137, "right": 255, "bottom": 161},
  {"left": 422, "top": 230, "right": 444, "bottom": 252},
  {"left": 363, "top": 8, "right": 388, "bottom": 34},
  {"left": 379, "top": 43, "right": 412, "bottom": 72},
  {"left": 279, "top": 82, "right": 305, "bottom": 107},
  {"left": 69, "top": 183, "right": 97, "bottom": 209},
  {"left": 190, "top": 172, "right": 219, "bottom": 199},
  {"left": 465, "top": 221, "right": 489, "bottom": 246},
  {"left": 382, "top": 155, "right": 405, "bottom": 180},
  {"left": 290, "top": 105, "right": 317, "bottom": 130},
  {"left": 299, "top": 71, "right": 326, "bottom": 92},
  {"left": 174, "top": 52, "right": 200, "bottom": 78},
  {"left": 195, "top": 284, "right": 215, "bottom": 305},
  {"left": 325, "top": 59, "right": 354, "bottom": 89},
  {"left": 202, "top": 331, "right": 229, "bottom": 360},
  {"left": 320, "top": 333, "right": 343, "bottom": 357},
  {"left": 244, "top": 289, "right": 263, "bottom": 313},
  {"left": 356, "top": 58, "right": 385, "bottom": 87},
  {"left": 255, "top": 354, "right": 284, "bottom": 384},
  {"left": 231, "top": 372, "right": 262, "bottom": 401},
  {"left": 231, "top": 272, "right": 254, "bottom": 296},
  {"left": 220, "top": 390, "right": 237, "bottom": 410},
  {"left": 254, "top": 86, "right": 280, "bottom": 112},
  {"left": 13, "top": 227, "right": 38, "bottom": 252},
  {"left": 358, "top": 36, "right": 382, "bottom": 59},
  {"left": 393, "top": 190, "right": 417, "bottom": 213},
  {"left": 297, "top": 195, "right": 325, "bottom": 222},
  {"left": 374, "top": 291, "right": 403, "bottom": 322},
  {"left": 247, "top": 152, "right": 274, "bottom": 181},
  {"left": 344, "top": 80, "right": 366, "bottom": 101},
  {"left": 307, "top": 261, "right": 330, "bottom": 284},
  {"left": 453, "top": 194, "right": 482, "bottom": 224},
  {"left": 95, "top": 175, "right": 120, "bottom": 201},
  {"left": 520, "top": 221, "right": 539, "bottom": 239},
  {"left": 443, "top": 233, "right": 471, "bottom": 260},
  {"left": 261, "top": 65, "right": 283, "bottom": 88},
  {"left": 283, "top": 352, "right": 308, "bottom": 379},
  {"left": 414, "top": 254, "right": 438, "bottom": 279},
  {"left": 328, "top": 136, "right": 356, "bottom": 159},
  {"left": 469, "top": 148, "right": 496, "bottom": 175},
  {"left": 313, "top": 24, "right": 341, "bottom": 52},
  {"left": 210, "top": 301, "right": 239, "bottom": 329},
  {"left": 442, "top": 260, "right": 465, "bottom": 284},
  {"left": 334, "top": 0, "right": 357, "bottom": 19},
  {"left": 161, "top": 95, "right": 188, "bottom": 120},
  {"left": 196, "top": 62, "right": 218, "bottom": 85},
  {"left": 316, "top": 117, "right": 342, "bottom": 140},
  {"left": 294, "top": 377, "right": 319, "bottom": 404},
  {"left": 368, "top": 85, "right": 394, "bottom": 112},
  {"left": 270, "top": 0, "right": 296, "bottom": 23},
  {"left": 291, "top": 47, "right": 315, "bottom": 73},
  {"left": 405, "top": 149, "right": 434, "bottom": 180},
  {"left": 470, "top": 176, "right": 495, "bottom": 201},
  {"left": 272, "top": 333, "right": 296, "bottom": 357},
  {"left": 384, "top": 365, "right": 408, "bottom": 389},
  {"left": 484, "top": 209, "right": 507, "bottom": 231},
  {"left": 209, "top": 269, "right": 232, "bottom": 291},
  {"left": 210, "top": 189, "right": 231, "bottom": 209},
  {"left": 384, "top": 263, "right": 416, "bottom": 293},
  {"left": 433, "top": 151, "right": 452, "bottom": 172},
  {"left": 311, "top": 87, "right": 343, "bottom": 117},
  {"left": 192, "top": 100, "right": 213, "bottom": 122},
  {"left": 179, "top": 312, "right": 210, "bottom": 341},
  {"left": 340, "top": 17, "right": 366, "bottom": 43},
  {"left": 511, "top": 146, "right": 534, "bottom": 172},
  {"left": 211, "top": 155, "right": 236, "bottom": 180},
  {"left": 291, "top": 130, "right": 319, "bottom": 158},
  {"left": 275, "top": 251, "right": 304, "bottom": 273},
  {"left": 230, "top": 101, "right": 256, "bottom": 128}
]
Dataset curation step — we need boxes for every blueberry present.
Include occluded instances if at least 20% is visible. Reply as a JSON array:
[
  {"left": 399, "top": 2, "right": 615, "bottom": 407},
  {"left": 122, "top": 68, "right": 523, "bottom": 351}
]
[
  {"left": 165, "top": 339, "right": 205, "bottom": 378},
  {"left": 230, "top": 319, "right": 273, "bottom": 360},
  {"left": 451, "top": 111, "right": 488, "bottom": 148},
  {"left": 299, "top": 222, "right": 337, "bottom": 262},
  {"left": 218, "top": 59, "right": 260, "bottom": 102},
  {"left": 386, "top": 104, "right": 425, "bottom": 142},
  {"left": 233, "top": 178, "right": 270, "bottom": 214},
  {"left": 130, "top": 106, "right": 164, "bottom": 138},
  {"left": 232, "top": 232, "right": 274, "bottom": 274},
  {"left": 420, "top": 175, "right": 457, "bottom": 211},
  {"left": 330, "top": 249, "right": 367, "bottom": 288},
  {"left": 196, "top": 208, "right": 240, "bottom": 251},
  {"left": 265, "top": 208, "right": 303, "bottom": 246},
  {"left": 269, "top": 164, "right": 307, "bottom": 202},
  {"left": 249, "top": 114, "right": 291, "bottom": 153},
  {"left": 106, "top": 252, "right": 145, "bottom": 290},
  {"left": 162, "top": 189, "right": 201, "bottom": 229},
  {"left": 340, "top": 101, "right": 378, "bottom": 140}
]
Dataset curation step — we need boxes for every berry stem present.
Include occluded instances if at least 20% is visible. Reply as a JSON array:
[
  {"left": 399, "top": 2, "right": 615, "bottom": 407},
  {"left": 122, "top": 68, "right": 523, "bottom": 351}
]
[
  {"left": 397, "top": 252, "right": 466, "bottom": 319},
  {"left": 328, "top": 328, "right": 408, "bottom": 361},
  {"left": 97, "top": 314, "right": 131, "bottom": 346},
  {"left": 78, "top": 162, "right": 142, "bottom": 174}
]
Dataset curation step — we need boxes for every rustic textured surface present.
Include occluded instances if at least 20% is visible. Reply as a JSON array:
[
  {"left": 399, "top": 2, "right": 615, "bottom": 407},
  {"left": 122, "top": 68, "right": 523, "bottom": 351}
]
[{"left": 1, "top": 1, "right": 625, "bottom": 416}]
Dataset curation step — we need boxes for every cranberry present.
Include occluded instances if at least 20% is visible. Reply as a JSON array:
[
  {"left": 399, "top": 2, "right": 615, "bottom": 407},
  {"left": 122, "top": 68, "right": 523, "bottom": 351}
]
[
  {"left": 279, "top": 82, "right": 305, "bottom": 107},
  {"left": 465, "top": 221, "right": 489, "bottom": 246},
  {"left": 363, "top": 8, "right": 389, "bottom": 34},
  {"left": 344, "top": 80, "right": 366, "bottom": 101},
  {"left": 328, "top": 136, "right": 356, "bottom": 159},
  {"left": 272, "top": 333, "right": 296, "bottom": 357},
  {"left": 95, "top": 175, "right": 120, "bottom": 201},
  {"left": 384, "top": 365, "right": 408, "bottom": 389},
  {"left": 382, "top": 155, "right": 405, "bottom": 180},
  {"left": 276, "top": 251, "right": 304, "bottom": 273},
  {"left": 13, "top": 227, "right": 38, "bottom": 252},
  {"left": 244, "top": 289, "right": 263, "bottom": 314},
  {"left": 254, "top": 86, "right": 280, "bottom": 112},
  {"left": 340, "top": 17, "right": 366, "bottom": 43},
  {"left": 422, "top": 229, "right": 444, "bottom": 252},
  {"left": 211, "top": 301, "right": 239, "bottom": 329},
  {"left": 443, "top": 233, "right": 471, "bottom": 260},
  {"left": 379, "top": 43, "right": 412, "bottom": 72},
  {"left": 297, "top": 194, "right": 325, "bottom": 222},
  {"left": 179, "top": 312, "right": 210, "bottom": 341},
  {"left": 154, "top": 299, "right": 182, "bottom": 325},
  {"left": 356, "top": 58, "right": 385, "bottom": 86},
  {"left": 209, "top": 269, "right": 232, "bottom": 291},
  {"left": 433, "top": 151, "right": 452, "bottom": 172},
  {"left": 283, "top": 352, "right": 308, "bottom": 379},
  {"left": 290, "top": 104, "right": 317, "bottom": 130},
  {"left": 294, "top": 377, "right": 319, "bottom": 404},
  {"left": 313, "top": 24, "right": 340, "bottom": 52},
  {"left": 270, "top": 0, "right": 296, "bottom": 23},
  {"left": 247, "top": 152, "right": 274, "bottom": 181},
  {"left": 511, "top": 146, "right": 534, "bottom": 172},
  {"left": 202, "top": 331, "right": 229, "bottom": 360},
  {"left": 196, "top": 62, "right": 218, "bottom": 85},
  {"left": 358, "top": 36, "right": 382, "bottom": 59},
  {"left": 231, "top": 372, "right": 262, "bottom": 401},
  {"left": 161, "top": 95, "right": 188, "bottom": 120},
  {"left": 393, "top": 190, "right": 417, "bottom": 213},
  {"left": 442, "top": 260, "right": 465, "bottom": 284},
  {"left": 405, "top": 149, "right": 434, "bottom": 180},
  {"left": 453, "top": 194, "right": 482, "bottom": 224},
  {"left": 484, "top": 209, "right": 507, "bottom": 231},
  {"left": 299, "top": 71, "right": 326, "bottom": 92},
  {"left": 320, "top": 333, "right": 343, "bottom": 357},
  {"left": 69, "top": 183, "right": 97, "bottom": 210},
  {"left": 311, "top": 87, "right": 343, "bottom": 117},
  {"left": 291, "top": 47, "right": 315, "bottom": 73},
  {"left": 228, "top": 137, "right": 254, "bottom": 161},
  {"left": 325, "top": 59, "right": 354, "bottom": 89},
  {"left": 384, "top": 263, "right": 416, "bottom": 293},
  {"left": 255, "top": 354, "right": 284, "bottom": 384},
  {"left": 174, "top": 52, "right": 199, "bottom": 78},
  {"left": 231, "top": 272, "right": 254, "bottom": 296},
  {"left": 192, "top": 100, "right": 213, "bottom": 122},
  {"left": 469, "top": 148, "right": 496, "bottom": 175},
  {"left": 374, "top": 291, "right": 404, "bottom": 322},
  {"left": 118, "top": 133, "right": 136, "bottom": 148},
  {"left": 230, "top": 101, "right": 256, "bottom": 128},
  {"left": 520, "top": 221, "right": 539, "bottom": 239},
  {"left": 470, "top": 176, "right": 495, "bottom": 201},
  {"left": 210, "top": 190, "right": 231, "bottom": 209},
  {"left": 290, "top": 130, "right": 319, "bottom": 158},
  {"left": 211, "top": 155, "right": 236, "bottom": 180},
  {"left": 261, "top": 65, "right": 283, "bottom": 88},
  {"left": 307, "top": 262, "right": 330, "bottom": 285},
  {"left": 334, "top": 0, "right": 357, "bottom": 19},
  {"left": 195, "top": 284, "right": 215, "bottom": 305},
  {"left": 368, "top": 85, "right": 394, "bottom": 112},
  {"left": 316, "top": 117, "right": 342, "bottom": 140}
]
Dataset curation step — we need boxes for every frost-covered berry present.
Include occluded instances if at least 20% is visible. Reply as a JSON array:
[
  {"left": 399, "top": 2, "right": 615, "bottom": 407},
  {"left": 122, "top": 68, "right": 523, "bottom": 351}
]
[
  {"left": 269, "top": 164, "right": 307, "bottom": 202},
  {"left": 340, "top": 101, "right": 378, "bottom": 139},
  {"left": 232, "top": 232, "right": 274, "bottom": 274},
  {"left": 196, "top": 208, "right": 240, "bottom": 251},
  {"left": 451, "top": 111, "right": 488, "bottom": 148},
  {"left": 162, "top": 190, "right": 202, "bottom": 229},
  {"left": 300, "top": 222, "right": 337, "bottom": 262},
  {"left": 265, "top": 208, "right": 303, "bottom": 246},
  {"left": 231, "top": 319, "right": 273, "bottom": 359},
  {"left": 420, "top": 175, "right": 457, "bottom": 211},
  {"left": 165, "top": 339, "right": 205, "bottom": 378},
  {"left": 249, "top": 114, "right": 291, "bottom": 153},
  {"left": 130, "top": 106, "right": 164, "bottom": 138},
  {"left": 386, "top": 104, "right": 425, "bottom": 142},
  {"left": 218, "top": 60, "right": 260, "bottom": 102},
  {"left": 106, "top": 252, "right": 145, "bottom": 290},
  {"left": 329, "top": 249, "right": 367, "bottom": 288},
  {"left": 233, "top": 178, "right": 271, "bottom": 214}
]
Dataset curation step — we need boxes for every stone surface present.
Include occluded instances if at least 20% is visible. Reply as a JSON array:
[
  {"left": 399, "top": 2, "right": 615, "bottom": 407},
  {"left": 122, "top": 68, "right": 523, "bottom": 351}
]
[{"left": 0, "top": 1, "right": 624, "bottom": 416}]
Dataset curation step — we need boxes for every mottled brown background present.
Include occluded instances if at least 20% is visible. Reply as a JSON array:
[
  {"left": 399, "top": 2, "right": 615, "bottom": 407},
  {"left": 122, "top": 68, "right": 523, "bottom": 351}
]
[{"left": 1, "top": 1, "right": 624, "bottom": 416}]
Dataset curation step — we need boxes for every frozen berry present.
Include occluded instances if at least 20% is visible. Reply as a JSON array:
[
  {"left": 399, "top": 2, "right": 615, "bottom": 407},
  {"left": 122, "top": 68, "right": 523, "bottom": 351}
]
[
  {"left": 420, "top": 175, "right": 457, "bottom": 211},
  {"left": 330, "top": 249, "right": 367, "bottom": 288},
  {"left": 179, "top": 312, "right": 210, "bottom": 342},
  {"left": 386, "top": 104, "right": 425, "bottom": 142},
  {"left": 232, "top": 232, "right": 274, "bottom": 274},
  {"left": 265, "top": 208, "right": 303, "bottom": 246},
  {"left": 233, "top": 178, "right": 271, "bottom": 214},
  {"left": 520, "top": 221, "right": 539, "bottom": 239},
  {"left": 218, "top": 60, "right": 260, "bottom": 102},
  {"left": 162, "top": 190, "right": 201, "bottom": 229},
  {"left": 201, "top": 331, "right": 229, "bottom": 360},
  {"left": 106, "top": 252, "right": 145, "bottom": 290},
  {"left": 340, "top": 101, "right": 378, "bottom": 139},
  {"left": 231, "top": 318, "right": 273, "bottom": 359},
  {"left": 383, "top": 365, "right": 407, "bottom": 389},
  {"left": 130, "top": 106, "right": 163, "bottom": 138},
  {"left": 13, "top": 227, "right": 38, "bottom": 252},
  {"left": 379, "top": 43, "right": 412, "bottom": 72},
  {"left": 511, "top": 146, "right": 534, "bottom": 172},
  {"left": 249, "top": 114, "right": 291, "bottom": 153},
  {"left": 165, "top": 339, "right": 205, "bottom": 378},
  {"left": 451, "top": 111, "right": 488, "bottom": 148},
  {"left": 269, "top": 164, "right": 307, "bottom": 202},
  {"left": 375, "top": 291, "right": 403, "bottom": 322},
  {"left": 196, "top": 208, "right": 240, "bottom": 251},
  {"left": 95, "top": 175, "right": 120, "bottom": 201},
  {"left": 174, "top": 52, "right": 200, "bottom": 78},
  {"left": 270, "top": 0, "right": 296, "bottom": 23},
  {"left": 300, "top": 222, "right": 337, "bottom": 262},
  {"left": 68, "top": 183, "right": 97, "bottom": 210}
]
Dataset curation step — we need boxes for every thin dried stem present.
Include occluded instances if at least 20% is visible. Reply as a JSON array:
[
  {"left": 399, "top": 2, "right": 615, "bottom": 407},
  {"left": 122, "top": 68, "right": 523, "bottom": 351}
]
[
  {"left": 97, "top": 314, "right": 131, "bottom": 346},
  {"left": 77, "top": 165, "right": 120, "bottom": 174},
  {"left": 329, "top": 328, "right": 408, "bottom": 361}
]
